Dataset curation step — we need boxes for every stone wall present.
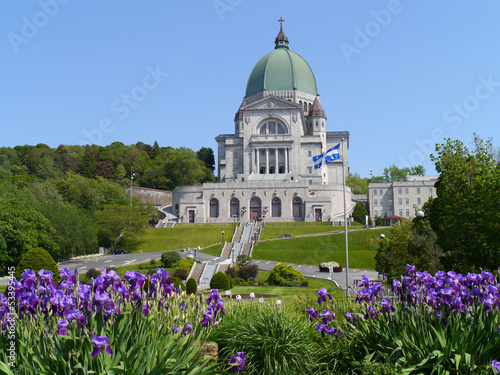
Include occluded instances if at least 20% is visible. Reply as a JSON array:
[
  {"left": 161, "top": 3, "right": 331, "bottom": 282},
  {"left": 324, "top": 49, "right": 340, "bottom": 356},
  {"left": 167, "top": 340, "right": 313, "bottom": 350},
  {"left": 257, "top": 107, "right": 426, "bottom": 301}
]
[{"left": 126, "top": 187, "right": 172, "bottom": 206}]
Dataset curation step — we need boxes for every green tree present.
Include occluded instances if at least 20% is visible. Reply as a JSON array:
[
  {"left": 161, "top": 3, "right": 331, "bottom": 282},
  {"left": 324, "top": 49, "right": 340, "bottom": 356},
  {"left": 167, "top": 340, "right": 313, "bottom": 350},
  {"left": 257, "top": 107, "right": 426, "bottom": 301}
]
[
  {"left": 352, "top": 202, "right": 369, "bottom": 224},
  {"left": 0, "top": 205, "right": 60, "bottom": 274},
  {"left": 14, "top": 247, "right": 61, "bottom": 282},
  {"left": 267, "top": 263, "right": 305, "bottom": 286},
  {"left": 428, "top": 136, "right": 500, "bottom": 272},
  {"left": 346, "top": 173, "right": 368, "bottom": 195},
  {"left": 160, "top": 251, "right": 181, "bottom": 268},
  {"left": 196, "top": 147, "right": 216, "bottom": 171},
  {"left": 80, "top": 146, "right": 98, "bottom": 178},
  {"left": 96, "top": 204, "right": 149, "bottom": 252}
]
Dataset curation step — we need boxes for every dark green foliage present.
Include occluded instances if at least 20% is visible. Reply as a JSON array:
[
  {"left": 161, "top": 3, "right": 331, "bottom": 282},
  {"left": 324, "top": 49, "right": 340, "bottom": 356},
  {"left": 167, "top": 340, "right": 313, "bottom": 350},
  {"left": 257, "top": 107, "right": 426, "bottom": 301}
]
[
  {"left": 374, "top": 216, "right": 384, "bottom": 226},
  {"left": 149, "top": 259, "right": 157, "bottom": 265},
  {"left": 196, "top": 147, "right": 215, "bottom": 171},
  {"left": 352, "top": 202, "right": 369, "bottom": 224},
  {"left": 85, "top": 268, "right": 101, "bottom": 280},
  {"left": 225, "top": 266, "right": 238, "bottom": 279},
  {"left": 210, "top": 271, "right": 230, "bottom": 290},
  {"left": 170, "top": 275, "right": 185, "bottom": 291},
  {"left": 211, "top": 307, "right": 319, "bottom": 375},
  {"left": 177, "top": 257, "right": 194, "bottom": 271},
  {"left": 14, "top": 247, "right": 60, "bottom": 282},
  {"left": 237, "top": 264, "right": 258, "bottom": 281},
  {"left": 235, "top": 254, "right": 251, "bottom": 268},
  {"left": 173, "top": 268, "right": 188, "bottom": 281},
  {"left": 186, "top": 277, "right": 197, "bottom": 294},
  {"left": 226, "top": 274, "right": 235, "bottom": 288},
  {"left": 267, "top": 263, "right": 305, "bottom": 286},
  {"left": 429, "top": 136, "right": 500, "bottom": 272},
  {"left": 160, "top": 251, "right": 181, "bottom": 268}
]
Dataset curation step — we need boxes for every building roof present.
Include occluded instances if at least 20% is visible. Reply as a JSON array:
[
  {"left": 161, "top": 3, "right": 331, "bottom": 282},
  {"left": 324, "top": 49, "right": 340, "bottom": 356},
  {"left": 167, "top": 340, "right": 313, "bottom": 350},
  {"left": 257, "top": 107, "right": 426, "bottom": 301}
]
[
  {"left": 245, "top": 27, "right": 318, "bottom": 98},
  {"left": 308, "top": 96, "right": 326, "bottom": 117},
  {"left": 383, "top": 215, "right": 403, "bottom": 219}
]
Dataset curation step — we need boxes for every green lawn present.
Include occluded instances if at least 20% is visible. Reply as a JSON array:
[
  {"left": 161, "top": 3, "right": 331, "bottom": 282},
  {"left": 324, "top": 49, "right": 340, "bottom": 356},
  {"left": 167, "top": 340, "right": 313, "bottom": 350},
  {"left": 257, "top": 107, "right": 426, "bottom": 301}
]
[
  {"left": 253, "top": 228, "right": 392, "bottom": 269},
  {"left": 118, "top": 226, "right": 235, "bottom": 254},
  {"left": 260, "top": 222, "right": 363, "bottom": 240}
]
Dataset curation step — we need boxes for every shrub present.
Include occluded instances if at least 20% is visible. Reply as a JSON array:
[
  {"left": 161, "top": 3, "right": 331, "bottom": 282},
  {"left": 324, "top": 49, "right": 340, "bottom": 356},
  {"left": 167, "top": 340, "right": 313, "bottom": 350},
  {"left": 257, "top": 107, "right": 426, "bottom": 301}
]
[
  {"left": 178, "top": 258, "right": 194, "bottom": 271},
  {"left": 161, "top": 251, "right": 181, "bottom": 268},
  {"left": 186, "top": 277, "right": 197, "bottom": 294},
  {"left": 267, "top": 263, "right": 305, "bottom": 286},
  {"left": 173, "top": 268, "right": 188, "bottom": 281},
  {"left": 14, "top": 247, "right": 61, "bottom": 283},
  {"left": 237, "top": 264, "right": 259, "bottom": 281},
  {"left": 226, "top": 274, "right": 235, "bottom": 289},
  {"left": 210, "top": 271, "right": 230, "bottom": 290},
  {"left": 85, "top": 268, "right": 101, "bottom": 280},
  {"left": 225, "top": 266, "right": 238, "bottom": 279},
  {"left": 235, "top": 255, "right": 251, "bottom": 268},
  {"left": 150, "top": 259, "right": 157, "bottom": 265},
  {"left": 375, "top": 216, "right": 384, "bottom": 227},
  {"left": 211, "top": 307, "right": 319, "bottom": 375},
  {"left": 170, "top": 276, "right": 185, "bottom": 291}
]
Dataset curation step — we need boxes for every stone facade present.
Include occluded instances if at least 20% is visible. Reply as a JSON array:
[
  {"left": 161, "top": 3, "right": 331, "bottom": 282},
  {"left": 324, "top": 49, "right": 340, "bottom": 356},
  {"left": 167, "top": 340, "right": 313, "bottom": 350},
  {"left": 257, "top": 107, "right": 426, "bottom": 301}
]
[
  {"left": 367, "top": 175, "right": 438, "bottom": 220},
  {"left": 172, "top": 27, "right": 353, "bottom": 224}
]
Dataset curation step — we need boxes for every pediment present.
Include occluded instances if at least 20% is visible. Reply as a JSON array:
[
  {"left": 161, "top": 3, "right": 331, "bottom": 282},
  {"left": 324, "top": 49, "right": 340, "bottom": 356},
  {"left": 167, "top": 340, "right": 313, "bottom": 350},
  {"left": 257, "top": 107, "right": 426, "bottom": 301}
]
[{"left": 243, "top": 95, "right": 300, "bottom": 111}]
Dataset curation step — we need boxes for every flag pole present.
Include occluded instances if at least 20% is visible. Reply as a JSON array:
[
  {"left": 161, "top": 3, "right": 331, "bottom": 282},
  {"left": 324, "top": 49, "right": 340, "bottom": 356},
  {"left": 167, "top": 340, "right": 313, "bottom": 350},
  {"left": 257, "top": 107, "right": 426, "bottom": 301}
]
[{"left": 341, "top": 138, "right": 349, "bottom": 298}]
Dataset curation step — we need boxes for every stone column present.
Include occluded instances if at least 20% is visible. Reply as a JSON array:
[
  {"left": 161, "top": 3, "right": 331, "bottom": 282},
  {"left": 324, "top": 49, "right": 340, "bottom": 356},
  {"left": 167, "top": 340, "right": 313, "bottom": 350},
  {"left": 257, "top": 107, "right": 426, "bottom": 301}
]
[
  {"left": 285, "top": 148, "right": 288, "bottom": 173},
  {"left": 265, "top": 149, "right": 269, "bottom": 174},
  {"left": 274, "top": 148, "right": 278, "bottom": 174}
]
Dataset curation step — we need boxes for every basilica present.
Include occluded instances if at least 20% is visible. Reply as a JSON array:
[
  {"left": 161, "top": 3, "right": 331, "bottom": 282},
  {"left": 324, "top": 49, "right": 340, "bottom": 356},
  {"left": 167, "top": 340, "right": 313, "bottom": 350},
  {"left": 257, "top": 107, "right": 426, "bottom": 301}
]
[{"left": 172, "top": 24, "right": 353, "bottom": 224}]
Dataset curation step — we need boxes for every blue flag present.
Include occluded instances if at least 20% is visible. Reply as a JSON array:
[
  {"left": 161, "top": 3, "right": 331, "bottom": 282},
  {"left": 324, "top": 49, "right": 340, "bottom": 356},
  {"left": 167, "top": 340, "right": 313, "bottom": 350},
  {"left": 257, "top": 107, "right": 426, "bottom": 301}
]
[
  {"left": 324, "top": 143, "right": 340, "bottom": 163},
  {"left": 312, "top": 153, "right": 323, "bottom": 169}
]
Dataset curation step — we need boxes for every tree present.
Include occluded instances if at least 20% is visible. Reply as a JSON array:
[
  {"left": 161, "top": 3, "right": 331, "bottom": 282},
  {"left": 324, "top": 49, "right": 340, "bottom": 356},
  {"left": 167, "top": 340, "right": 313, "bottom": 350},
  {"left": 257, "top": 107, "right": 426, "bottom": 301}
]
[
  {"left": 96, "top": 204, "right": 149, "bottom": 252},
  {"left": 428, "top": 136, "right": 500, "bottom": 273},
  {"left": 80, "top": 146, "right": 97, "bottom": 178},
  {"left": 238, "top": 264, "right": 259, "bottom": 281},
  {"left": 196, "top": 147, "right": 216, "bottom": 171},
  {"left": 346, "top": 173, "right": 368, "bottom": 195},
  {"left": 210, "top": 271, "right": 230, "bottom": 290},
  {"left": 267, "top": 264, "right": 305, "bottom": 286},
  {"left": 160, "top": 251, "right": 181, "bottom": 268},
  {"left": 0, "top": 205, "right": 60, "bottom": 274},
  {"left": 375, "top": 216, "right": 442, "bottom": 281},
  {"left": 352, "top": 202, "right": 369, "bottom": 224}
]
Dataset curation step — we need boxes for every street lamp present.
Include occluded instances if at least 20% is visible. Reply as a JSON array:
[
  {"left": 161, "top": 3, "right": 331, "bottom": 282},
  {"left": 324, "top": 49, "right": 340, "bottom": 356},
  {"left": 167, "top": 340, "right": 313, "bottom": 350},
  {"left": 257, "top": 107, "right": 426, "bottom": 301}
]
[
  {"left": 416, "top": 210, "right": 425, "bottom": 218},
  {"left": 380, "top": 234, "right": 386, "bottom": 239},
  {"left": 130, "top": 166, "right": 135, "bottom": 226},
  {"left": 221, "top": 231, "right": 225, "bottom": 246}
]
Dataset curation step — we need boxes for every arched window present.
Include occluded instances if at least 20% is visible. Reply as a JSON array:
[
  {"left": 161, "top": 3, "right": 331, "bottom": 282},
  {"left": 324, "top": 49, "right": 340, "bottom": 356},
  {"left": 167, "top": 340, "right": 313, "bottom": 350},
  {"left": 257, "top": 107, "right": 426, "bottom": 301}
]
[
  {"left": 230, "top": 198, "right": 239, "bottom": 218},
  {"left": 259, "top": 121, "right": 288, "bottom": 135},
  {"left": 293, "top": 197, "right": 303, "bottom": 218},
  {"left": 272, "top": 197, "right": 281, "bottom": 217},
  {"left": 249, "top": 197, "right": 261, "bottom": 222},
  {"left": 210, "top": 198, "right": 219, "bottom": 218}
]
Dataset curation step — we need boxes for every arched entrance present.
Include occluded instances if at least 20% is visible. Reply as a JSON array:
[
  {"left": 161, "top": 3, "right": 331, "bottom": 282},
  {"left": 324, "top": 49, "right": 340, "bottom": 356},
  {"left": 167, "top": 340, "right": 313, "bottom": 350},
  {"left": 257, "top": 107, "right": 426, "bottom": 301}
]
[{"left": 249, "top": 197, "right": 261, "bottom": 222}]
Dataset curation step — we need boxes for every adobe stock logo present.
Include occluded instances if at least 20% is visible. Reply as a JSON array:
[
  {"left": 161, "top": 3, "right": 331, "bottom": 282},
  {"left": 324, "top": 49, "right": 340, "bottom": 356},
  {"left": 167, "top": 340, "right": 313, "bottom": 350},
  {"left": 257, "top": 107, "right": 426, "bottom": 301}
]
[
  {"left": 340, "top": 0, "right": 404, "bottom": 63},
  {"left": 398, "top": 74, "right": 500, "bottom": 168},
  {"left": 213, "top": 0, "right": 242, "bottom": 21},
  {"left": 7, "top": 0, "right": 71, "bottom": 54},
  {"left": 80, "top": 65, "right": 168, "bottom": 145}
]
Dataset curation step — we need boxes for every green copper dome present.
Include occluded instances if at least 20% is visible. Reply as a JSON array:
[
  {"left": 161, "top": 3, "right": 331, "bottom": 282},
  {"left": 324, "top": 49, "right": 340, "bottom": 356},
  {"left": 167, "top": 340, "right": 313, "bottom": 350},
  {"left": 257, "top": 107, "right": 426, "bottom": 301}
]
[{"left": 245, "top": 29, "right": 318, "bottom": 98}]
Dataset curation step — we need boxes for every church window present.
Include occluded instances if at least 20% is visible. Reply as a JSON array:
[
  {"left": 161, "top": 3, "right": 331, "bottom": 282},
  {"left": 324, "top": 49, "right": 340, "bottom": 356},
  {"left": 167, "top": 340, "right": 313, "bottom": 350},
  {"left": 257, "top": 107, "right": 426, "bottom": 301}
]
[
  {"left": 278, "top": 166, "right": 284, "bottom": 173},
  {"left": 315, "top": 121, "right": 318, "bottom": 128},
  {"left": 303, "top": 102, "right": 307, "bottom": 112},
  {"left": 272, "top": 197, "right": 281, "bottom": 217},
  {"left": 293, "top": 197, "right": 303, "bottom": 217},
  {"left": 210, "top": 199, "right": 219, "bottom": 218},
  {"left": 260, "top": 126, "right": 266, "bottom": 135},
  {"left": 308, "top": 167, "right": 312, "bottom": 174},
  {"left": 259, "top": 121, "right": 288, "bottom": 135},
  {"left": 277, "top": 124, "right": 286, "bottom": 134},
  {"left": 307, "top": 151, "right": 312, "bottom": 157},
  {"left": 268, "top": 122, "right": 276, "bottom": 134},
  {"left": 309, "top": 180, "right": 312, "bottom": 185},
  {"left": 230, "top": 198, "right": 239, "bottom": 218}
]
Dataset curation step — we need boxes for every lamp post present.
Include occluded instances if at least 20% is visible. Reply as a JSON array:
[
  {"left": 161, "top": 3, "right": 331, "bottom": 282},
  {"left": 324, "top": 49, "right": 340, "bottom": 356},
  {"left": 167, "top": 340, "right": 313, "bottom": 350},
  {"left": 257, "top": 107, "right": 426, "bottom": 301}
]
[
  {"left": 130, "top": 166, "right": 135, "bottom": 226},
  {"left": 221, "top": 231, "right": 225, "bottom": 246},
  {"left": 341, "top": 138, "right": 350, "bottom": 298},
  {"left": 416, "top": 210, "right": 425, "bottom": 218}
]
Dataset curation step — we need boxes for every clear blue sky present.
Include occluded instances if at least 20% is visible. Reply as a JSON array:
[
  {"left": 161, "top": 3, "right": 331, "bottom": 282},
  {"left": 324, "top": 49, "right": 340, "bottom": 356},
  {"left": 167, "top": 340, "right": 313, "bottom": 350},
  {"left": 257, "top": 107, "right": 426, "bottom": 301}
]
[{"left": 2, "top": 1, "right": 499, "bottom": 177}]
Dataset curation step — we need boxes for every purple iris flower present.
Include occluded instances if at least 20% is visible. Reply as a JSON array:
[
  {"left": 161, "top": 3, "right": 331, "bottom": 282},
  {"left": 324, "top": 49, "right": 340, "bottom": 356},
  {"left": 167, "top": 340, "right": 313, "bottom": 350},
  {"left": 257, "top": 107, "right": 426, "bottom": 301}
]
[
  {"left": 38, "top": 269, "right": 53, "bottom": 280},
  {"left": 406, "top": 264, "right": 416, "bottom": 276},
  {"left": 319, "top": 309, "right": 336, "bottom": 325},
  {"left": 228, "top": 351, "right": 245, "bottom": 373},
  {"left": 323, "top": 326, "right": 339, "bottom": 336},
  {"left": 491, "top": 360, "right": 500, "bottom": 373},
  {"left": 21, "top": 269, "right": 36, "bottom": 280},
  {"left": 63, "top": 309, "right": 82, "bottom": 321},
  {"left": 306, "top": 307, "right": 318, "bottom": 321},
  {"left": 345, "top": 312, "right": 355, "bottom": 323},
  {"left": 172, "top": 325, "right": 180, "bottom": 334},
  {"left": 58, "top": 319, "right": 69, "bottom": 335},
  {"left": 316, "top": 288, "right": 332, "bottom": 304},
  {"left": 381, "top": 298, "right": 395, "bottom": 313},
  {"left": 91, "top": 334, "right": 113, "bottom": 358},
  {"left": 182, "top": 321, "right": 192, "bottom": 335},
  {"left": 200, "top": 310, "right": 214, "bottom": 326}
]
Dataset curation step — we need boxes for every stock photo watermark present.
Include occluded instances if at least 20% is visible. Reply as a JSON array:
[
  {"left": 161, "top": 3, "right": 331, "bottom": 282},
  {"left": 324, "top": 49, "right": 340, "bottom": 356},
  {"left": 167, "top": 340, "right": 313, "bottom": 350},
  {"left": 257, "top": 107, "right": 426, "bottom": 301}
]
[
  {"left": 6, "top": 266, "right": 17, "bottom": 368},
  {"left": 7, "top": 0, "right": 71, "bottom": 54},
  {"left": 340, "top": 0, "right": 404, "bottom": 63},
  {"left": 398, "top": 74, "right": 500, "bottom": 168},
  {"left": 81, "top": 64, "right": 168, "bottom": 145},
  {"left": 213, "top": 0, "right": 242, "bottom": 21}
]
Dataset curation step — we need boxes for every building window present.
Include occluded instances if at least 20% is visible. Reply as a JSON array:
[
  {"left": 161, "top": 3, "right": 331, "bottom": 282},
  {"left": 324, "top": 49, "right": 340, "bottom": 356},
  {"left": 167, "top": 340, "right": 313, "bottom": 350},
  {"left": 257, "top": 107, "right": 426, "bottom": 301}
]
[
  {"left": 230, "top": 198, "right": 239, "bottom": 218},
  {"left": 388, "top": 199, "right": 393, "bottom": 206},
  {"left": 259, "top": 121, "right": 288, "bottom": 135},
  {"left": 399, "top": 209, "right": 403, "bottom": 216},
  {"left": 374, "top": 199, "right": 378, "bottom": 206},
  {"left": 293, "top": 197, "right": 303, "bottom": 217},
  {"left": 209, "top": 198, "right": 219, "bottom": 218},
  {"left": 398, "top": 198, "right": 402, "bottom": 204},
  {"left": 374, "top": 190, "right": 377, "bottom": 196},
  {"left": 308, "top": 151, "right": 312, "bottom": 157},
  {"left": 374, "top": 210, "right": 378, "bottom": 217},
  {"left": 379, "top": 189, "right": 383, "bottom": 195},
  {"left": 308, "top": 167, "right": 312, "bottom": 174},
  {"left": 405, "top": 187, "right": 409, "bottom": 194},
  {"left": 417, "top": 198, "right": 421, "bottom": 205},
  {"left": 272, "top": 197, "right": 281, "bottom": 217},
  {"left": 405, "top": 198, "right": 409, "bottom": 205},
  {"left": 398, "top": 188, "right": 402, "bottom": 194},
  {"left": 406, "top": 209, "right": 410, "bottom": 217},
  {"left": 417, "top": 187, "right": 420, "bottom": 194},
  {"left": 309, "top": 180, "right": 312, "bottom": 185},
  {"left": 429, "top": 187, "right": 433, "bottom": 193}
]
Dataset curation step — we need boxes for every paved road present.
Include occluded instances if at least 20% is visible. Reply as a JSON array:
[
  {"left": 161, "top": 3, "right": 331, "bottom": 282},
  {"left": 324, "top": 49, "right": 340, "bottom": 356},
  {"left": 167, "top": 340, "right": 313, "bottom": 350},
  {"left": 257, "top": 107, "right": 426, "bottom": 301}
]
[{"left": 2, "top": 249, "right": 379, "bottom": 292}]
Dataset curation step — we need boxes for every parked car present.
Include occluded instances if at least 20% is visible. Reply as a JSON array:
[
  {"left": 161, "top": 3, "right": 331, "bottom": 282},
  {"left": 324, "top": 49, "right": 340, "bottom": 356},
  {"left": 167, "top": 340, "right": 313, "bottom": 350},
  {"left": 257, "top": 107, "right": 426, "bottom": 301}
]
[
  {"left": 186, "top": 252, "right": 195, "bottom": 259},
  {"left": 112, "top": 248, "right": 127, "bottom": 255},
  {"left": 279, "top": 234, "right": 292, "bottom": 238},
  {"left": 362, "top": 225, "right": 372, "bottom": 229}
]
